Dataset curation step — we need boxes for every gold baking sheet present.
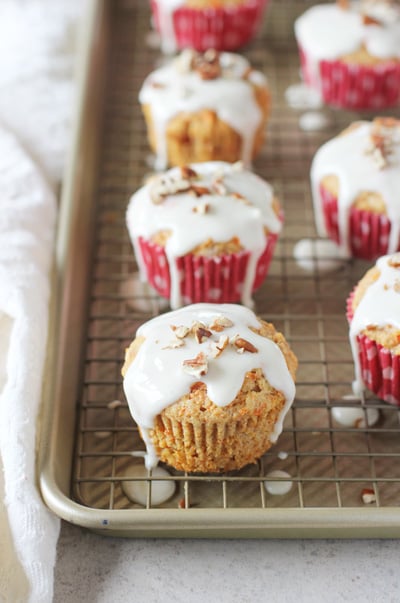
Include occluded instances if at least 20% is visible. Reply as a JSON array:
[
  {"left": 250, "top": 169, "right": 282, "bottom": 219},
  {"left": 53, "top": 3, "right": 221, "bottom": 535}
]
[{"left": 39, "top": 0, "right": 400, "bottom": 537}]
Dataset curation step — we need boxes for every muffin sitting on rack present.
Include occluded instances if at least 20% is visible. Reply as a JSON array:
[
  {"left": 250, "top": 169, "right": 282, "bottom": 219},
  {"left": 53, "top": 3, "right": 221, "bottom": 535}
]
[
  {"left": 150, "top": 0, "right": 269, "bottom": 54},
  {"left": 126, "top": 161, "right": 282, "bottom": 309},
  {"left": 347, "top": 253, "right": 400, "bottom": 406},
  {"left": 310, "top": 117, "right": 400, "bottom": 261},
  {"left": 294, "top": 0, "right": 400, "bottom": 110},
  {"left": 122, "top": 303, "right": 297, "bottom": 473},
  {"left": 139, "top": 49, "right": 270, "bottom": 169}
]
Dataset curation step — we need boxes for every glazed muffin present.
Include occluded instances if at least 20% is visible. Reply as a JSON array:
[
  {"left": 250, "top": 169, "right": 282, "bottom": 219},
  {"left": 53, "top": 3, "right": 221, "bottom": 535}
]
[
  {"left": 122, "top": 303, "right": 297, "bottom": 472},
  {"left": 294, "top": 0, "right": 400, "bottom": 110},
  {"left": 126, "top": 161, "right": 282, "bottom": 309},
  {"left": 151, "top": 0, "right": 269, "bottom": 54},
  {"left": 347, "top": 253, "right": 400, "bottom": 406},
  {"left": 139, "top": 49, "right": 270, "bottom": 169},
  {"left": 310, "top": 117, "right": 400, "bottom": 260}
]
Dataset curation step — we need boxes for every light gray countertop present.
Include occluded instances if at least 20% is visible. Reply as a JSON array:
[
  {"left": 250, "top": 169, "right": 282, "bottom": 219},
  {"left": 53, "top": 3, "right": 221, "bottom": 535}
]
[{"left": 54, "top": 521, "right": 399, "bottom": 602}]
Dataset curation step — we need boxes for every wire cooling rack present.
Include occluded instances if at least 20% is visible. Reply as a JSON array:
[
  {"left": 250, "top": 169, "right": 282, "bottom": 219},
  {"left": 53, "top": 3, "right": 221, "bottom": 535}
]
[{"left": 45, "top": 0, "right": 400, "bottom": 533}]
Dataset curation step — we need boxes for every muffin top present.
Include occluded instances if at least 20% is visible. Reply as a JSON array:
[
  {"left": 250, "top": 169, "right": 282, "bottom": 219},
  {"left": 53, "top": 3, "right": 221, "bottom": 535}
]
[
  {"left": 295, "top": 1, "right": 400, "bottom": 63},
  {"left": 311, "top": 118, "right": 400, "bottom": 254},
  {"left": 122, "top": 303, "right": 297, "bottom": 468},
  {"left": 139, "top": 50, "right": 267, "bottom": 168},
  {"left": 127, "top": 161, "right": 281, "bottom": 307},
  {"left": 350, "top": 253, "right": 400, "bottom": 342}
]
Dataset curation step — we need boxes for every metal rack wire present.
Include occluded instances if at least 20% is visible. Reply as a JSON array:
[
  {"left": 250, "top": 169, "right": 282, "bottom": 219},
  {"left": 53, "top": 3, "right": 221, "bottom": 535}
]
[{"left": 70, "top": 0, "right": 400, "bottom": 517}]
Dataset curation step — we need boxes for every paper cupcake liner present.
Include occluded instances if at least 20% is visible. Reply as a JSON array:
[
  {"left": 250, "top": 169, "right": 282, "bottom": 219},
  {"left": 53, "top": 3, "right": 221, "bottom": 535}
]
[
  {"left": 347, "top": 291, "right": 400, "bottom": 406},
  {"left": 151, "top": 0, "right": 268, "bottom": 52},
  {"left": 299, "top": 46, "right": 400, "bottom": 110},
  {"left": 355, "top": 334, "right": 400, "bottom": 407},
  {"left": 320, "top": 184, "right": 392, "bottom": 260},
  {"left": 137, "top": 232, "right": 278, "bottom": 305},
  {"left": 152, "top": 410, "right": 274, "bottom": 473}
]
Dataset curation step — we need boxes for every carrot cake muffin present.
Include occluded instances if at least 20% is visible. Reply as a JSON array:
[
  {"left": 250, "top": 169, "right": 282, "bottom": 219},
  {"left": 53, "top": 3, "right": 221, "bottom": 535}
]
[
  {"left": 122, "top": 303, "right": 297, "bottom": 472},
  {"left": 294, "top": 0, "right": 400, "bottom": 110},
  {"left": 347, "top": 253, "right": 400, "bottom": 405},
  {"left": 151, "top": 0, "right": 268, "bottom": 54},
  {"left": 139, "top": 49, "right": 270, "bottom": 169},
  {"left": 310, "top": 117, "right": 400, "bottom": 260},
  {"left": 126, "top": 161, "right": 282, "bottom": 308}
]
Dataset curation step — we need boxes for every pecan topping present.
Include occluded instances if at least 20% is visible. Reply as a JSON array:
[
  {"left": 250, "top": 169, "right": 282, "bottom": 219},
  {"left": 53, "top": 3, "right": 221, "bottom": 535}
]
[
  {"left": 388, "top": 253, "right": 400, "bottom": 269},
  {"left": 171, "top": 325, "right": 190, "bottom": 339},
  {"left": 366, "top": 117, "right": 400, "bottom": 169},
  {"left": 211, "top": 179, "right": 227, "bottom": 195},
  {"left": 150, "top": 174, "right": 191, "bottom": 204},
  {"left": 162, "top": 338, "right": 185, "bottom": 350},
  {"left": 190, "top": 185, "right": 211, "bottom": 197},
  {"left": 210, "top": 334, "right": 229, "bottom": 358},
  {"left": 192, "top": 49, "right": 221, "bottom": 80},
  {"left": 192, "top": 202, "right": 210, "bottom": 214},
  {"left": 194, "top": 327, "right": 212, "bottom": 344},
  {"left": 209, "top": 315, "right": 234, "bottom": 332},
  {"left": 233, "top": 337, "right": 258, "bottom": 353},
  {"left": 180, "top": 165, "right": 198, "bottom": 180},
  {"left": 361, "top": 488, "right": 376, "bottom": 504},
  {"left": 182, "top": 352, "right": 208, "bottom": 377},
  {"left": 362, "top": 13, "right": 383, "bottom": 26}
]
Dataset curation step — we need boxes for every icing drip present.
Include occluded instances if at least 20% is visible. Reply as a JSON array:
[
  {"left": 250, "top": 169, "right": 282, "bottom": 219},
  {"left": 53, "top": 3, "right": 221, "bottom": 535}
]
[
  {"left": 126, "top": 161, "right": 281, "bottom": 309},
  {"left": 349, "top": 253, "right": 400, "bottom": 394},
  {"left": 310, "top": 120, "right": 400, "bottom": 256},
  {"left": 295, "top": 2, "right": 400, "bottom": 63},
  {"left": 123, "top": 303, "right": 296, "bottom": 469},
  {"left": 139, "top": 50, "right": 266, "bottom": 170}
]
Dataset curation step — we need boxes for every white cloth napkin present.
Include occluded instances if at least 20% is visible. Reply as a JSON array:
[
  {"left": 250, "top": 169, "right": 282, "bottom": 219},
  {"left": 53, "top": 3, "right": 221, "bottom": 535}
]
[{"left": 0, "top": 1, "right": 81, "bottom": 601}]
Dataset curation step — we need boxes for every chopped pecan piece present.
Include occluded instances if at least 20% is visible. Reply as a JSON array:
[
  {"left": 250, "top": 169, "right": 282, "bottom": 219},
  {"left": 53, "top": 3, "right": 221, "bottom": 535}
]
[
  {"left": 192, "top": 202, "right": 210, "bottom": 214},
  {"left": 171, "top": 325, "right": 190, "bottom": 339},
  {"left": 233, "top": 337, "right": 258, "bottom": 353},
  {"left": 362, "top": 13, "right": 382, "bottom": 26},
  {"left": 209, "top": 315, "right": 234, "bottom": 332},
  {"left": 180, "top": 165, "right": 198, "bottom": 180},
  {"left": 182, "top": 352, "right": 208, "bottom": 377},
  {"left": 361, "top": 488, "right": 376, "bottom": 504},
  {"left": 192, "top": 49, "right": 221, "bottom": 80},
  {"left": 388, "top": 253, "right": 400, "bottom": 269},
  {"left": 162, "top": 338, "right": 185, "bottom": 350},
  {"left": 194, "top": 327, "right": 212, "bottom": 344},
  {"left": 150, "top": 175, "right": 191, "bottom": 204},
  {"left": 190, "top": 185, "right": 211, "bottom": 197},
  {"left": 210, "top": 334, "right": 229, "bottom": 358}
]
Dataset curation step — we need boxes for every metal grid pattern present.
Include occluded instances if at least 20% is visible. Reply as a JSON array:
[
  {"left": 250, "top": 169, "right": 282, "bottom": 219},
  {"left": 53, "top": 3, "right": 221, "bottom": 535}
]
[{"left": 71, "top": 0, "right": 400, "bottom": 514}]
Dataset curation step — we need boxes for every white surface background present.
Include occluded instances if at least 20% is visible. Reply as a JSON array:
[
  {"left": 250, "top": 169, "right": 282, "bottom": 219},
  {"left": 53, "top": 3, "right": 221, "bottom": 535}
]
[{"left": 54, "top": 522, "right": 400, "bottom": 602}]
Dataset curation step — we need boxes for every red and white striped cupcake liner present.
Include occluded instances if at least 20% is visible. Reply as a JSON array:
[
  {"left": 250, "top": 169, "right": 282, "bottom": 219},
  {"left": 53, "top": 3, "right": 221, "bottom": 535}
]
[
  {"left": 347, "top": 291, "right": 400, "bottom": 406},
  {"left": 151, "top": 0, "right": 268, "bottom": 52},
  {"left": 137, "top": 231, "right": 278, "bottom": 305},
  {"left": 320, "top": 183, "right": 393, "bottom": 260},
  {"left": 299, "top": 46, "right": 400, "bottom": 110}
]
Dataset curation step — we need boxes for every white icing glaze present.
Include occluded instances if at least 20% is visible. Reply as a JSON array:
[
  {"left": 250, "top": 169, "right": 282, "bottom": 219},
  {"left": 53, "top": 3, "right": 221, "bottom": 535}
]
[
  {"left": 332, "top": 405, "right": 380, "bottom": 427},
  {"left": 123, "top": 303, "right": 296, "bottom": 469},
  {"left": 349, "top": 253, "right": 400, "bottom": 394},
  {"left": 139, "top": 51, "right": 267, "bottom": 169},
  {"left": 121, "top": 465, "right": 176, "bottom": 506},
  {"left": 310, "top": 120, "right": 400, "bottom": 256},
  {"left": 293, "top": 238, "right": 346, "bottom": 273},
  {"left": 126, "top": 161, "right": 281, "bottom": 309},
  {"left": 295, "top": 2, "right": 400, "bottom": 62},
  {"left": 298, "top": 111, "right": 333, "bottom": 132},
  {"left": 284, "top": 83, "right": 323, "bottom": 110},
  {"left": 264, "top": 470, "right": 293, "bottom": 495}
]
